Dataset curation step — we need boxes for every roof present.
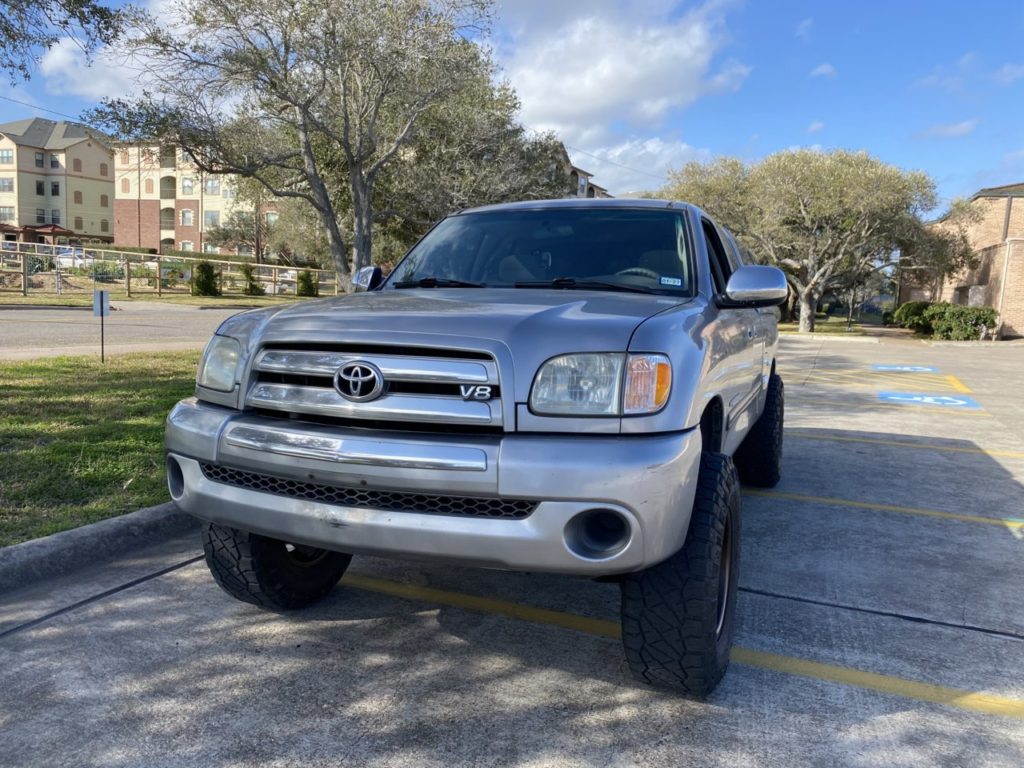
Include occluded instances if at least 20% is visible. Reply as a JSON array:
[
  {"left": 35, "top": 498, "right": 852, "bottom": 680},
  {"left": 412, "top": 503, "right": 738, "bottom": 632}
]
[
  {"left": 0, "top": 118, "right": 110, "bottom": 151},
  {"left": 972, "top": 182, "right": 1024, "bottom": 200},
  {"left": 457, "top": 198, "right": 691, "bottom": 215}
]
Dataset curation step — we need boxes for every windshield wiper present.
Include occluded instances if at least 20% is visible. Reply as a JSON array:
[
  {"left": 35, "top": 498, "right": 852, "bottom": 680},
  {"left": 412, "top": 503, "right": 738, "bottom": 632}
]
[
  {"left": 514, "top": 277, "right": 655, "bottom": 294},
  {"left": 392, "top": 276, "right": 485, "bottom": 289}
]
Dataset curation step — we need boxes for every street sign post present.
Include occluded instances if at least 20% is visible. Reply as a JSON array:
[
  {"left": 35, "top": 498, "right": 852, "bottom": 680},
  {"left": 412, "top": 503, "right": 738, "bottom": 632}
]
[{"left": 93, "top": 289, "right": 110, "bottom": 362}]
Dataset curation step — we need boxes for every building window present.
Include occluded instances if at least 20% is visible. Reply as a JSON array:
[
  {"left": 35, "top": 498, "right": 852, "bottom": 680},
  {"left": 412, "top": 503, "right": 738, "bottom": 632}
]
[
  {"left": 119, "top": 150, "right": 129, "bottom": 165},
  {"left": 180, "top": 209, "right": 194, "bottom": 226},
  {"left": 121, "top": 178, "right": 130, "bottom": 193},
  {"left": 100, "top": 194, "right": 109, "bottom": 207},
  {"left": 144, "top": 178, "right": 154, "bottom": 194},
  {"left": 50, "top": 153, "right": 59, "bottom": 168},
  {"left": 99, "top": 162, "right": 108, "bottom": 177},
  {"left": 100, "top": 219, "right": 109, "bottom": 233},
  {"left": 35, "top": 180, "right": 44, "bottom": 195},
  {"left": 0, "top": 206, "right": 14, "bottom": 222},
  {"left": 204, "top": 210, "right": 220, "bottom": 228},
  {"left": 36, "top": 208, "right": 45, "bottom": 224},
  {"left": 35, "top": 152, "right": 44, "bottom": 168},
  {"left": 73, "top": 191, "right": 82, "bottom": 204},
  {"left": 203, "top": 243, "right": 219, "bottom": 254},
  {"left": 0, "top": 177, "right": 12, "bottom": 193},
  {"left": 51, "top": 182, "right": 60, "bottom": 196},
  {"left": 181, "top": 177, "right": 194, "bottom": 194},
  {"left": 0, "top": 149, "right": 12, "bottom": 164},
  {"left": 265, "top": 211, "right": 279, "bottom": 226},
  {"left": 204, "top": 178, "right": 220, "bottom": 195},
  {"left": 74, "top": 216, "right": 83, "bottom": 230},
  {"left": 51, "top": 209, "right": 61, "bottom": 225},
  {"left": 222, "top": 184, "right": 235, "bottom": 199},
  {"left": 72, "top": 158, "right": 82, "bottom": 173},
  {"left": 180, "top": 240, "right": 194, "bottom": 251}
]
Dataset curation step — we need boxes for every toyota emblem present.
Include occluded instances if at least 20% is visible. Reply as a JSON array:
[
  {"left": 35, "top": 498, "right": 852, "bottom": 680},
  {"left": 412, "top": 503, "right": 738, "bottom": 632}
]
[{"left": 334, "top": 361, "right": 385, "bottom": 402}]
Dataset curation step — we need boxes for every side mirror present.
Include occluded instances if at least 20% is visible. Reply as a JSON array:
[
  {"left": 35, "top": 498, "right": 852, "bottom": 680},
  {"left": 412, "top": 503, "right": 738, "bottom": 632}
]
[
  {"left": 720, "top": 265, "right": 788, "bottom": 307},
  {"left": 353, "top": 265, "right": 383, "bottom": 293}
]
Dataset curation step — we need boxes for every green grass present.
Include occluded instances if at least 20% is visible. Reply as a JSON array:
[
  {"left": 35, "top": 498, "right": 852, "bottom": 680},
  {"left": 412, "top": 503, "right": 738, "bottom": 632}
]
[
  {"left": 779, "top": 313, "right": 880, "bottom": 335},
  {"left": 0, "top": 351, "right": 201, "bottom": 547}
]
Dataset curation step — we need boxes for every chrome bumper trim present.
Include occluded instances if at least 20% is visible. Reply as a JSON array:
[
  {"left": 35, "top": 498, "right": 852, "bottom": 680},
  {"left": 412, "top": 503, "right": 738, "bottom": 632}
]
[{"left": 223, "top": 424, "right": 488, "bottom": 471}]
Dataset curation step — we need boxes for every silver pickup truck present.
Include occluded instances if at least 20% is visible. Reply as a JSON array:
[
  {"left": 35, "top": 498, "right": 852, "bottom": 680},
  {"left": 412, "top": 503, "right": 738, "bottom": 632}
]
[{"left": 166, "top": 198, "right": 788, "bottom": 697}]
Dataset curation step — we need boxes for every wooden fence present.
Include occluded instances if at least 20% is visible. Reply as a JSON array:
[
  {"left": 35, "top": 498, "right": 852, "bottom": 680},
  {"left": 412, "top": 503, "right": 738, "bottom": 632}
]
[{"left": 0, "top": 242, "right": 340, "bottom": 298}]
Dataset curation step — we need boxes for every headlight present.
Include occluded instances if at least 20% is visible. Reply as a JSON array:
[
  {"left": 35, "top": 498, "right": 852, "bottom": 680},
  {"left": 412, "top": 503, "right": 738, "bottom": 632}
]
[
  {"left": 197, "top": 335, "right": 242, "bottom": 392},
  {"left": 530, "top": 354, "right": 624, "bottom": 415},
  {"left": 530, "top": 353, "right": 671, "bottom": 416}
]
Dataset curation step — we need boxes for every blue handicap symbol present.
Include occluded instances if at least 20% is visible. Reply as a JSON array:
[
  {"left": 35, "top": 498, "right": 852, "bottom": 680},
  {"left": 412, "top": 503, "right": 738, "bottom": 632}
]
[
  {"left": 872, "top": 364, "right": 938, "bottom": 373},
  {"left": 878, "top": 391, "right": 980, "bottom": 409}
]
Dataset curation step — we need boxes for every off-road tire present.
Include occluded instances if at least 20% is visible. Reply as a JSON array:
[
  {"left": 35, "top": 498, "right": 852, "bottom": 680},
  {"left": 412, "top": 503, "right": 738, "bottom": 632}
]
[
  {"left": 620, "top": 452, "right": 741, "bottom": 697},
  {"left": 734, "top": 373, "right": 784, "bottom": 488},
  {"left": 202, "top": 523, "right": 351, "bottom": 610}
]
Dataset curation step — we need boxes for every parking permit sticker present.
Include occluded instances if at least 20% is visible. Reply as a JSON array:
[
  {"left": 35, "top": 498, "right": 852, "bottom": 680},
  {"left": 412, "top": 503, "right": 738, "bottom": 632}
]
[
  {"left": 872, "top": 364, "right": 938, "bottom": 373},
  {"left": 659, "top": 276, "right": 682, "bottom": 287},
  {"left": 878, "top": 391, "right": 981, "bottom": 409}
]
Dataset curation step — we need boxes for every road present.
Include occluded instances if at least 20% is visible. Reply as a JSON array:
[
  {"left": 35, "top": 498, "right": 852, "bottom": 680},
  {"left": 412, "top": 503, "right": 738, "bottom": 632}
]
[
  {"left": 2, "top": 336, "right": 1024, "bottom": 766},
  {"left": 0, "top": 302, "right": 242, "bottom": 359}
]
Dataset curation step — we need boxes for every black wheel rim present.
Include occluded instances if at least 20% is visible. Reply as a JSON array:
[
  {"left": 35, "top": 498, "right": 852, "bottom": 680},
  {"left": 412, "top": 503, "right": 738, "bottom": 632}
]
[
  {"left": 283, "top": 542, "right": 331, "bottom": 567},
  {"left": 716, "top": 515, "right": 732, "bottom": 638}
]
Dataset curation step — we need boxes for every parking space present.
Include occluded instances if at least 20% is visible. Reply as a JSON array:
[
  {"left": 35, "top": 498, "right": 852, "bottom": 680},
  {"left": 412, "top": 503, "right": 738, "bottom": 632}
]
[{"left": 2, "top": 335, "right": 1023, "bottom": 766}]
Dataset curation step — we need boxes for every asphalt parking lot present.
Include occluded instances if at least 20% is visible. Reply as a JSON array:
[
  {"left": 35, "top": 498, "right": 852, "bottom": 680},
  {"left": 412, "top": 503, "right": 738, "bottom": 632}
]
[{"left": 2, "top": 335, "right": 1023, "bottom": 766}]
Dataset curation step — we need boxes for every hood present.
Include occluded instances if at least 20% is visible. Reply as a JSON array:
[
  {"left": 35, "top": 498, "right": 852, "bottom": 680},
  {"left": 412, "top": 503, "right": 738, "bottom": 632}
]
[{"left": 245, "top": 288, "right": 691, "bottom": 398}]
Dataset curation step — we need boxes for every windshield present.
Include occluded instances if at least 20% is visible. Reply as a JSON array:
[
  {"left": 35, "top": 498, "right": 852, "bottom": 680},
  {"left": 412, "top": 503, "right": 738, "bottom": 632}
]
[{"left": 383, "top": 208, "right": 693, "bottom": 295}]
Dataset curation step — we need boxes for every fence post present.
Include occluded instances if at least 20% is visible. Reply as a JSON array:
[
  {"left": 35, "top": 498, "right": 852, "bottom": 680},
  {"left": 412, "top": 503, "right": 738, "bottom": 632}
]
[
  {"left": 124, "top": 255, "right": 132, "bottom": 297},
  {"left": 156, "top": 256, "right": 162, "bottom": 296},
  {"left": 272, "top": 265, "right": 278, "bottom": 296},
  {"left": 21, "top": 250, "right": 28, "bottom": 297}
]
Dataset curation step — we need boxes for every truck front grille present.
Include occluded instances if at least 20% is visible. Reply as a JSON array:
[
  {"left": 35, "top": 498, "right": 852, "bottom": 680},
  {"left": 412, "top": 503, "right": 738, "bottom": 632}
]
[
  {"left": 200, "top": 463, "right": 537, "bottom": 520},
  {"left": 244, "top": 344, "right": 504, "bottom": 430}
]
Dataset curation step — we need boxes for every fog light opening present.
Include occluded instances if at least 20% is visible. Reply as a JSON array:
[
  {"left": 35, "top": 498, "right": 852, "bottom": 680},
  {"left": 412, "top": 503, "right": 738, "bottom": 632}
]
[
  {"left": 566, "top": 509, "right": 631, "bottom": 560},
  {"left": 166, "top": 456, "right": 185, "bottom": 500}
]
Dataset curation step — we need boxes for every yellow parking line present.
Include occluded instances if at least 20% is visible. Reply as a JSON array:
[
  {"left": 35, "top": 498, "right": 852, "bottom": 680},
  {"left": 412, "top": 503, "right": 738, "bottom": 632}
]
[
  {"left": 342, "top": 573, "right": 1024, "bottom": 720},
  {"left": 744, "top": 489, "right": 1024, "bottom": 529},
  {"left": 945, "top": 375, "right": 973, "bottom": 393},
  {"left": 787, "top": 431, "right": 1024, "bottom": 460}
]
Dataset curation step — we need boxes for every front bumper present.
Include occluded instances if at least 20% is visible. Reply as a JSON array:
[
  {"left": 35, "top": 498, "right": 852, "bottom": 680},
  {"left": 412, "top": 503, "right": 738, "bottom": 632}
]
[{"left": 166, "top": 399, "right": 702, "bottom": 575}]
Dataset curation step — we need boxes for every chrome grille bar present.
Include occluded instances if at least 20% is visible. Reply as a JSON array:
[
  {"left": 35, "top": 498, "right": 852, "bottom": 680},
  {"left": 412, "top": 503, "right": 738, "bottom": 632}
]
[{"left": 255, "top": 350, "right": 497, "bottom": 385}]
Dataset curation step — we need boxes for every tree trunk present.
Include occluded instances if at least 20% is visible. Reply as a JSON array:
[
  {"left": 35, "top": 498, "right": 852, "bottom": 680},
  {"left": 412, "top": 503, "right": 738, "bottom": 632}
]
[
  {"left": 798, "top": 289, "right": 818, "bottom": 332},
  {"left": 350, "top": 170, "right": 374, "bottom": 274}
]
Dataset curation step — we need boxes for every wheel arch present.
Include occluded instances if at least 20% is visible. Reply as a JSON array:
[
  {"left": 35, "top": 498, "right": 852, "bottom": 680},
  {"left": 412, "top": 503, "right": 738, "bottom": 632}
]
[{"left": 699, "top": 397, "right": 725, "bottom": 454}]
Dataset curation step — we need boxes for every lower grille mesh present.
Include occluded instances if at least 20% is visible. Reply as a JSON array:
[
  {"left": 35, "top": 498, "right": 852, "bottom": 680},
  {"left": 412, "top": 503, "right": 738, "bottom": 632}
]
[{"left": 199, "top": 463, "right": 537, "bottom": 520}]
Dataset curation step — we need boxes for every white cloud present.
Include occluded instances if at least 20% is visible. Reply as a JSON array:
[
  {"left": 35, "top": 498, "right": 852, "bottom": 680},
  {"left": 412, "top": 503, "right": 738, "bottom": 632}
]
[
  {"left": 809, "top": 63, "right": 837, "bottom": 78},
  {"left": 794, "top": 18, "right": 813, "bottom": 39},
  {"left": 921, "top": 119, "right": 979, "bottom": 139},
  {"left": 570, "top": 138, "right": 710, "bottom": 195},
  {"left": 807, "top": 120, "right": 825, "bottom": 134},
  {"left": 995, "top": 63, "right": 1024, "bottom": 85},
  {"left": 38, "top": 40, "right": 139, "bottom": 100}
]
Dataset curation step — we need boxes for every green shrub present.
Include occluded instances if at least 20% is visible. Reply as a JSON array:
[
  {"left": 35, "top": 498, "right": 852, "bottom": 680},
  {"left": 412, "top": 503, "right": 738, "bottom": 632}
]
[
  {"left": 893, "top": 301, "right": 933, "bottom": 333},
  {"left": 881, "top": 309, "right": 895, "bottom": 326},
  {"left": 238, "top": 262, "right": 265, "bottom": 296},
  {"left": 297, "top": 269, "right": 319, "bottom": 297},
  {"left": 923, "top": 303, "right": 998, "bottom": 340},
  {"left": 110, "top": 245, "right": 158, "bottom": 255},
  {"left": 192, "top": 261, "right": 221, "bottom": 296}
]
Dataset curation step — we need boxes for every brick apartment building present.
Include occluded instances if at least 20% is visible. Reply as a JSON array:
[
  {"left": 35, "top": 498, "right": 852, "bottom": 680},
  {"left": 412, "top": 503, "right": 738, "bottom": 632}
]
[
  {"left": 114, "top": 144, "right": 265, "bottom": 255},
  {"left": 900, "top": 183, "right": 1024, "bottom": 338},
  {"left": 0, "top": 118, "right": 116, "bottom": 246}
]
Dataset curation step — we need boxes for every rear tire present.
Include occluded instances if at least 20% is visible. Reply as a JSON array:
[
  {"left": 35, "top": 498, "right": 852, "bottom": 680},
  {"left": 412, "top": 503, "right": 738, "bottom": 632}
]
[
  {"left": 620, "top": 452, "right": 741, "bottom": 697},
  {"left": 202, "top": 523, "right": 351, "bottom": 610},
  {"left": 734, "top": 373, "right": 784, "bottom": 488}
]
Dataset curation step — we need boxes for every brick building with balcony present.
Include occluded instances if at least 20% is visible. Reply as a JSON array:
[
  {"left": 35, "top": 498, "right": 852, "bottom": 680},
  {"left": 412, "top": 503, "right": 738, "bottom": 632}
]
[{"left": 900, "top": 183, "right": 1024, "bottom": 338}]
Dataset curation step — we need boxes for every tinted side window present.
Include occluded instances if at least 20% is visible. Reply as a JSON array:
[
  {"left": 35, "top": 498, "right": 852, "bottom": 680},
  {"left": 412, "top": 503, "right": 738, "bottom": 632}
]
[
  {"left": 701, "top": 218, "right": 732, "bottom": 294},
  {"left": 719, "top": 228, "right": 744, "bottom": 272}
]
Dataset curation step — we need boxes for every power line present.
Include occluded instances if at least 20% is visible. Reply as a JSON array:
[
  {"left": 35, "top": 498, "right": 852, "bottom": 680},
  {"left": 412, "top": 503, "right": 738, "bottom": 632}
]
[
  {"left": 0, "top": 94, "right": 83, "bottom": 122},
  {"left": 565, "top": 144, "right": 669, "bottom": 183}
]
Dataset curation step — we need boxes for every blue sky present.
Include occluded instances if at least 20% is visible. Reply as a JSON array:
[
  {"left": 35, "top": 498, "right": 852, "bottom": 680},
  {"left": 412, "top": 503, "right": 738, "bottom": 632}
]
[{"left": 3, "top": 0, "right": 1023, "bottom": 210}]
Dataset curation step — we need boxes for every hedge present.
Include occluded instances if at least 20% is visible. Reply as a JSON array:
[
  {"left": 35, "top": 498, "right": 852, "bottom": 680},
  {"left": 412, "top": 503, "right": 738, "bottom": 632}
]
[{"left": 894, "top": 301, "right": 999, "bottom": 339}]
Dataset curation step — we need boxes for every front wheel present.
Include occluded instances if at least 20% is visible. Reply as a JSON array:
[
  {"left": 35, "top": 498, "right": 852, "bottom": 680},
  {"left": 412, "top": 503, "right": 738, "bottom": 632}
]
[
  {"left": 619, "top": 452, "right": 741, "bottom": 697},
  {"left": 202, "top": 523, "right": 351, "bottom": 610}
]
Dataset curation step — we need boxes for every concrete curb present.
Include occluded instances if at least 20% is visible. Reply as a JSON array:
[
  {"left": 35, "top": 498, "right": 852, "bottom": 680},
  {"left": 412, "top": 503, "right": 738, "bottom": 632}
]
[
  {"left": 0, "top": 304, "right": 92, "bottom": 311},
  {"left": 0, "top": 502, "right": 198, "bottom": 594},
  {"left": 779, "top": 333, "right": 880, "bottom": 344}
]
